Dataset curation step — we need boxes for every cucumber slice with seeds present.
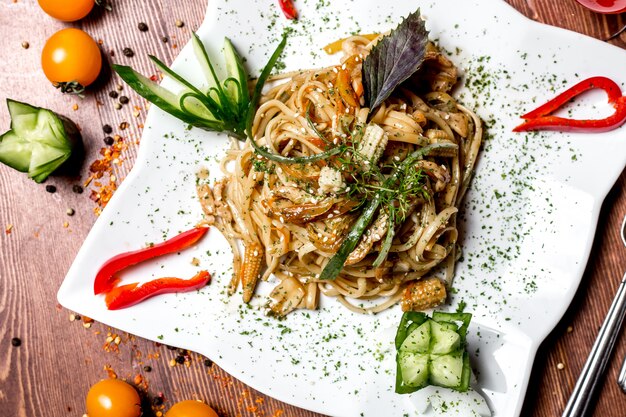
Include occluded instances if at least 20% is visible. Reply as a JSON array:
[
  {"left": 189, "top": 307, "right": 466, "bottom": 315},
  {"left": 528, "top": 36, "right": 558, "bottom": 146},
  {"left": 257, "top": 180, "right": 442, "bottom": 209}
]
[
  {"left": 430, "top": 320, "right": 461, "bottom": 355},
  {"left": 399, "top": 352, "right": 430, "bottom": 388},
  {"left": 430, "top": 352, "right": 464, "bottom": 388},
  {"left": 400, "top": 321, "right": 431, "bottom": 353}
]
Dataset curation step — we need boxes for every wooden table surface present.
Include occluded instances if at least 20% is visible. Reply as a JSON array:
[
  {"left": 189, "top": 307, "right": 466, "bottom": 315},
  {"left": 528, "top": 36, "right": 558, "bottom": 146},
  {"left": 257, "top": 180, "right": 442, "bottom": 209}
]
[{"left": 1, "top": 1, "right": 625, "bottom": 416}]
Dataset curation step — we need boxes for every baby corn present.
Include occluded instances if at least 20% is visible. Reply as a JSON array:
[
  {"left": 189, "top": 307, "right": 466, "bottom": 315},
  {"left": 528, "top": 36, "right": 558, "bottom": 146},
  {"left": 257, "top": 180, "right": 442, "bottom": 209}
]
[
  {"left": 240, "top": 241, "right": 264, "bottom": 303},
  {"left": 401, "top": 277, "right": 447, "bottom": 312}
]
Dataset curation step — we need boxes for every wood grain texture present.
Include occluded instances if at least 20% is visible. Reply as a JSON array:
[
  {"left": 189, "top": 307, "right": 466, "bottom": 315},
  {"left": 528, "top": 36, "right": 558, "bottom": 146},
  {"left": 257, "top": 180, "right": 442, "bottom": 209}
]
[{"left": 0, "top": 1, "right": 624, "bottom": 416}]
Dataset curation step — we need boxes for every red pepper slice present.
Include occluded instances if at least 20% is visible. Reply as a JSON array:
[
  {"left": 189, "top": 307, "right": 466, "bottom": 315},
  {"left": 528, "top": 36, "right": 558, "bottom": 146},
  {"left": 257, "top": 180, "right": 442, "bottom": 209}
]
[
  {"left": 94, "top": 227, "right": 209, "bottom": 295},
  {"left": 105, "top": 271, "right": 211, "bottom": 310},
  {"left": 513, "top": 76, "right": 626, "bottom": 133},
  {"left": 278, "top": 0, "right": 298, "bottom": 19}
]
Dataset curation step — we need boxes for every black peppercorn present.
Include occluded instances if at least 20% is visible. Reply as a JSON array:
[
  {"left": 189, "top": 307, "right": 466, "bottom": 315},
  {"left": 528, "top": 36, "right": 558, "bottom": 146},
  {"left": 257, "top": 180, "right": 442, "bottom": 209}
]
[
  {"left": 204, "top": 358, "right": 213, "bottom": 367},
  {"left": 175, "top": 355, "right": 185, "bottom": 364},
  {"left": 143, "top": 365, "right": 152, "bottom": 372},
  {"left": 122, "top": 47, "right": 134, "bottom": 58},
  {"left": 103, "top": 124, "right": 113, "bottom": 134},
  {"left": 108, "top": 91, "right": 119, "bottom": 99},
  {"left": 138, "top": 22, "right": 148, "bottom": 32},
  {"left": 119, "top": 96, "right": 130, "bottom": 104},
  {"left": 45, "top": 184, "right": 56, "bottom": 193},
  {"left": 11, "top": 337, "right": 21, "bottom": 347},
  {"left": 104, "top": 136, "right": 114, "bottom": 146},
  {"left": 72, "top": 185, "right": 83, "bottom": 194},
  {"left": 161, "top": 36, "right": 169, "bottom": 43}
]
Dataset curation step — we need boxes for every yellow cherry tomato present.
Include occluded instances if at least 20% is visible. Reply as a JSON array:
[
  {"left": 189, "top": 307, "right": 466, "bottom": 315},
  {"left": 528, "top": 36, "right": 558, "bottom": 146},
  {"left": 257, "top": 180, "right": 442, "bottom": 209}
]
[
  {"left": 165, "top": 400, "right": 219, "bottom": 417},
  {"left": 38, "top": 0, "right": 95, "bottom": 22},
  {"left": 86, "top": 379, "right": 142, "bottom": 417},
  {"left": 41, "top": 28, "right": 102, "bottom": 88}
]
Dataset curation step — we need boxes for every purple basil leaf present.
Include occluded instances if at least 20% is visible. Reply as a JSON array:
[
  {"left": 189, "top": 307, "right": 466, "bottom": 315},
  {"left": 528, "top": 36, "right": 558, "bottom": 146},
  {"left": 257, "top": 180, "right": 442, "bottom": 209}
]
[{"left": 362, "top": 9, "right": 429, "bottom": 110}]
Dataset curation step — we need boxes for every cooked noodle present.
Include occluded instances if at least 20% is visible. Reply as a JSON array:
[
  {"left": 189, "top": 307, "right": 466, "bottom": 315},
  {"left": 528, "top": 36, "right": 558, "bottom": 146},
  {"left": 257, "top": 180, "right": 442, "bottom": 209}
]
[{"left": 198, "top": 35, "right": 482, "bottom": 315}]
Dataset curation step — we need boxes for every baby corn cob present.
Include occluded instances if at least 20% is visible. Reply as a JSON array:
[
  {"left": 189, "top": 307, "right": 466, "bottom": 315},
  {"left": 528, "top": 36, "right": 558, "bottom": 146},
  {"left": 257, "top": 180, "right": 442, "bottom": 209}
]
[
  {"left": 356, "top": 124, "right": 388, "bottom": 170},
  {"left": 240, "top": 241, "right": 264, "bottom": 303},
  {"left": 401, "top": 277, "right": 447, "bottom": 312}
]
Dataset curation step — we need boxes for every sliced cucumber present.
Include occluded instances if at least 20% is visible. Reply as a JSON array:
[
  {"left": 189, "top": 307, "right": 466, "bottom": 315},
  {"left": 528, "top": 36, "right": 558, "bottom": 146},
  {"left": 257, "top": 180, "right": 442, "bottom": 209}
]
[
  {"left": 400, "top": 321, "right": 431, "bottom": 353},
  {"left": 399, "top": 352, "right": 430, "bottom": 388},
  {"left": 430, "top": 352, "right": 464, "bottom": 388},
  {"left": 0, "top": 131, "right": 31, "bottom": 172},
  {"left": 395, "top": 311, "right": 473, "bottom": 394},
  {"left": 113, "top": 32, "right": 267, "bottom": 141},
  {"left": 113, "top": 65, "right": 222, "bottom": 132},
  {"left": 430, "top": 320, "right": 461, "bottom": 355},
  {"left": 0, "top": 99, "right": 77, "bottom": 182},
  {"left": 192, "top": 33, "right": 221, "bottom": 93},
  {"left": 222, "top": 37, "right": 249, "bottom": 106}
]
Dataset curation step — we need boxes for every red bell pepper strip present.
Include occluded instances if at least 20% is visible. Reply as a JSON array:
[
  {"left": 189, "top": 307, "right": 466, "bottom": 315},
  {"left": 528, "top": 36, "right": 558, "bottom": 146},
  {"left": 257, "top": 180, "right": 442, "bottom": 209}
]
[
  {"left": 94, "top": 226, "right": 209, "bottom": 295},
  {"left": 105, "top": 271, "right": 211, "bottom": 310},
  {"left": 278, "top": 0, "right": 298, "bottom": 19},
  {"left": 513, "top": 76, "right": 626, "bottom": 133}
]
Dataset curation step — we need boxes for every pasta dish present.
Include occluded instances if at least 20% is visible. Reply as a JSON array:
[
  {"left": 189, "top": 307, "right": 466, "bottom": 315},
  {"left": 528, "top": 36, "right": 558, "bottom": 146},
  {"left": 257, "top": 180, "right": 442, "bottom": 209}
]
[{"left": 197, "top": 34, "right": 482, "bottom": 316}]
